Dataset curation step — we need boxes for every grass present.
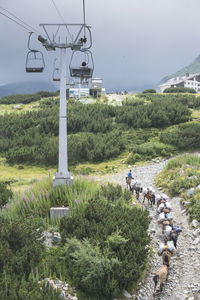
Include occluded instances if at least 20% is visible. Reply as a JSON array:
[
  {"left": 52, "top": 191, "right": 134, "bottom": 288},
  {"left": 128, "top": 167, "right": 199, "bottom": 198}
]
[
  {"left": 73, "top": 151, "right": 128, "bottom": 176},
  {"left": 155, "top": 153, "right": 200, "bottom": 222},
  {"left": 156, "top": 153, "right": 200, "bottom": 198},
  {"left": 191, "top": 109, "right": 200, "bottom": 121},
  {"left": 0, "top": 158, "right": 56, "bottom": 193},
  {"left": 2, "top": 176, "right": 100, "bottom": 223},
  {"left": 0, "top": 100, "right": 41, "bottom": 115}
]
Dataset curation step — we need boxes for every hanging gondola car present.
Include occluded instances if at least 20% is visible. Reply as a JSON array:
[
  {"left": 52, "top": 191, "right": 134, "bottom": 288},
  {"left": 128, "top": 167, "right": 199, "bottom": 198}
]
[
  {"left": 25, "top": 32, "right": 45, "bottom": 73},
  {"left": 69, "top": 49, "right": 94, "bottom": 80},
  {"left": 52, "top": 59, "right": 60, "bottom": 81}
]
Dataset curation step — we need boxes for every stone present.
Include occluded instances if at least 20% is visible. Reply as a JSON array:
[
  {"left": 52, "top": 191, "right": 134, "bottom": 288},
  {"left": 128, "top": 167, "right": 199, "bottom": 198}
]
[
  {"left": 59, "top": 292, "right": 65, "bottom": 299},
  {"left": 192, "top": 238, "right": 200, "bottom": 245},
  {"left": 123, "top": 290, "right": 132, "bottom": 299},
  {"left": 192, "top": 219, "right": 199, "bottom": 228},
  {"left": 192, "top": 230, "right": 198, "bottom": 238},
  {"left": 53, "top": 232, "right": 61, "bottom": 243},
  {"left": 187, "top": 188, "right": 195, "bottom": 198},
  {"left": 189, "top": 245, "right": 197, "bottom": 251},
  {"left": 196, "top": 184, "right": 200, "bottom": 190}
]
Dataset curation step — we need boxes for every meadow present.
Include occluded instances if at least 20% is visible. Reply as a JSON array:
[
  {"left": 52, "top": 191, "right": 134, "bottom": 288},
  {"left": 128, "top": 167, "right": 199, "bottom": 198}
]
[{"left": 156, "top": 153, "right": 200, "bottom": 222}]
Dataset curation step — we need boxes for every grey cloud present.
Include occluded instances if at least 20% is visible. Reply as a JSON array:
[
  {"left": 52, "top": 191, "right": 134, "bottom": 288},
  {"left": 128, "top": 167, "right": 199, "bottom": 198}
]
[{"left": 0, "top": 0, "right": 200, "bottom": 90}]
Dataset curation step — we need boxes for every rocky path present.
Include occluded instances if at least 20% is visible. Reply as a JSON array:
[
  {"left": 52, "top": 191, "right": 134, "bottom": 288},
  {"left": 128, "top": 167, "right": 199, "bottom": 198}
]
[{"left": 96, "top": 160, "right": 200, "bottom": 300}]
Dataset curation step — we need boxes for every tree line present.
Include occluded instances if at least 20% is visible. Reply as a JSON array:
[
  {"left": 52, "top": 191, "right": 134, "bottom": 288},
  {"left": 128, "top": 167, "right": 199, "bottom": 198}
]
[{"left": 0, "top": 95, "right": 194, "bottom": 166}]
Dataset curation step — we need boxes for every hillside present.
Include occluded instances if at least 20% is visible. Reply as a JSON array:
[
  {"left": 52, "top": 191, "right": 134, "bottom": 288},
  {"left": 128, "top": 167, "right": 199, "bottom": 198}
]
[
  {"left": 160, "top": 54, "right": 200, "bottom": 84},
  {"left": 0, "top": 92, "right": 200, "bottom": 299},
  {"left": 0, "top": 80, "right": 57, "bottom": 98}
]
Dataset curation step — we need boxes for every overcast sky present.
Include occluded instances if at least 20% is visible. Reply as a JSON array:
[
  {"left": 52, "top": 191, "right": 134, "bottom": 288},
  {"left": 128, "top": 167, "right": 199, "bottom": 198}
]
[{"left": 0, "top": 0, "right": 200, "bottom": 91}]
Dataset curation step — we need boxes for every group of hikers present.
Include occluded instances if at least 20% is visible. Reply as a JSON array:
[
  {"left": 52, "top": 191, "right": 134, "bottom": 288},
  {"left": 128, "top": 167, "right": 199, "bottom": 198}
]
[{"left": 126, "top": 170, "right": 182, "bottom": 293}]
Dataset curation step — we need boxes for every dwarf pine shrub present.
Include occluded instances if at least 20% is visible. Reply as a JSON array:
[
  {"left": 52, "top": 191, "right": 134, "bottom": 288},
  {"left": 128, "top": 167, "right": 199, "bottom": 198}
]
[{"left": 60, "top": 192, "right": 150, "bottom": 299}]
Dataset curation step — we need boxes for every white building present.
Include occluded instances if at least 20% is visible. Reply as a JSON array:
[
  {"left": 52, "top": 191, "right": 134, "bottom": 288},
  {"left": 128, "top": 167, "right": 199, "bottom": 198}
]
[
  {"left": 159, "top": 73, "right": 200, "bottom": 93},
  {"left": 69, "top": 87, "right": 106, "bottom": 98}
]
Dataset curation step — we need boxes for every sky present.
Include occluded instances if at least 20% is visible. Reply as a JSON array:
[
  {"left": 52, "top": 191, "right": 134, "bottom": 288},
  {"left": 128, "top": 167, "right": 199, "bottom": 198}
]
[{"left": 0, "top": 0, "right": 200, "bottom": 91}]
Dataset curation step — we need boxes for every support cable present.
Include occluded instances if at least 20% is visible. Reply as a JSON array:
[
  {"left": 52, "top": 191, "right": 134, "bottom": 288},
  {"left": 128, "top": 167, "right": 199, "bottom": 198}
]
[
  {"left": 50, "top": 0, "right": 73, "bottom": 42},
  {"left": 51, "top": 0, "right": 65, "bottom": 23},
  {"left": 0, "top": 5, "right": 42, "bottom": 35},
  {"left": 83, "top": 0, "right": 86, "bottom": 38},
  {"left": 0, "top": 10, "right": 32, "bottom": 32}
]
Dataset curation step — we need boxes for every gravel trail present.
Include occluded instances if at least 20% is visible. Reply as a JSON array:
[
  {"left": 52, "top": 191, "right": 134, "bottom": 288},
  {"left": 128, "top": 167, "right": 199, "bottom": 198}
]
[{"left": 95, "top": 160, "right": 200, "bottom": 300}]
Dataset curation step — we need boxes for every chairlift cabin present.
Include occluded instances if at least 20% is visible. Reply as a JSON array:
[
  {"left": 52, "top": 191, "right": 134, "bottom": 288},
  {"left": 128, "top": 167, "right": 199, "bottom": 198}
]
[
  {"left": 26, "top": 50, "right": 45, "bottom": 72},
  {"left": 69, "top": 50, "right": 94, "bottom": 82},
  {"left": 25, "top": 32, "right": 45, "bottom": 73},
  {"left": 52, "top": 59, "right": 60, "bottom": 81}
]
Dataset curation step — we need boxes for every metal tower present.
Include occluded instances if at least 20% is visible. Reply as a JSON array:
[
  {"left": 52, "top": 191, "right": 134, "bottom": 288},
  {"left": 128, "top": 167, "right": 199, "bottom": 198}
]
[{"left": 38, "top": 24, "right": 92, "bottom": 187}]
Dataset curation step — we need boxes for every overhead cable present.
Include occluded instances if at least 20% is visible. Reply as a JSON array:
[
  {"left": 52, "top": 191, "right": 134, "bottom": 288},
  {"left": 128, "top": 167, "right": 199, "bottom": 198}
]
[
  {"left": 0, "top": 10, "right": 32, "bottom": 32},
  {"left": 83, "top": 0, "right": 86, "bottom": 36},
  {"left": 0, "top": 5, "right": 42, "bottom": 35}
]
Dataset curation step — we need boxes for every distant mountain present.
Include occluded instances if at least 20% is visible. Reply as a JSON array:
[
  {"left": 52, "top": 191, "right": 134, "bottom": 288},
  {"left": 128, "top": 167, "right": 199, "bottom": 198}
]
[
  {"left": 0, "top": 80, "right": 57, "bottom": 98},
  {"left": 160, "top": 54, "right": 200, "bottom": 84}
]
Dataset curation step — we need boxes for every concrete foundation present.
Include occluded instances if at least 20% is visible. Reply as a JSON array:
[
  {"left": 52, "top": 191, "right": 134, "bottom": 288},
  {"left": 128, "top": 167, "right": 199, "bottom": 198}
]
[
  {"left": 50, "top": 207, "right": 72, "bottom": 221},
  {"left": 52, "top": 175, "right": 73, "bottom": 188}
]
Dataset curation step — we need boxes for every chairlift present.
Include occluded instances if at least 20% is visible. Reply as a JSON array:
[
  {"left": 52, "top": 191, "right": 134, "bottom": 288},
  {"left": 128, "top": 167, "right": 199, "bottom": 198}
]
[
  {"left": 69, "top": 49, "right": 94, "bottom": 81},
  {"left": 52, "top": 59, "right": 60, "bottom": 81},
  {"left": 25, "top": 32, "right": 45, "bottom": 73}
]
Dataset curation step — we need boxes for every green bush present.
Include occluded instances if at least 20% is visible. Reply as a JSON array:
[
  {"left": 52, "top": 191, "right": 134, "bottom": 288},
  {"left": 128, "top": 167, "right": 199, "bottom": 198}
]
[
  {"left": 0, "top": 91, "right": 59, "bottom": 104},
  {"left": 126, "top": 153, "right": 142, "bottom": 164},
  {"left": 0, "top": 181, "right": 13, "bottom": 208},
  {"left": 163, "top": 87, "right": 196, "bottom": 93},
  {"left": 137, "top": 93, "right": 200, "bottom": 108},
  {"left": 115, "top": 98, "right": 191, "bottom": 128},
  {"left": 160, "top": 123, "right": 200, "bottom": 150},
  {"left": 60, "top": 193, "right": 150, "bottom": 299},
  {"left": 0, "top": 277, "right": 61, "bottom": 300},
  {"left": 188, "top": 190, "right": 200, "bottom": 222},
  {"left": 127, "top": 142, "right": 176, "bottom": 163},
  {"left": 99, "top": 183, "right": 132, "bottom": 204},
  {"left": 156, "top": 155, "right": 200, "bottom": 195},
  {"left": 122, "top": 97, "right": 145, "bottom": 106},
  {"left": 0, "top": 215, "right": 51, "bottom": 299},
  {"left": 63, "top": 238, "right": 121, "bottom": 299},
  {"left": 142, "top": 89, "right": 156, "bottom": 93}
]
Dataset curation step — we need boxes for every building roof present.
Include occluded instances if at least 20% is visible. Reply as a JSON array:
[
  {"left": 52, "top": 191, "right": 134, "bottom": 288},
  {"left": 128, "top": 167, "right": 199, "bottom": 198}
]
[{"left": 160, "top": 73, "right": 200, "bottom": 88}]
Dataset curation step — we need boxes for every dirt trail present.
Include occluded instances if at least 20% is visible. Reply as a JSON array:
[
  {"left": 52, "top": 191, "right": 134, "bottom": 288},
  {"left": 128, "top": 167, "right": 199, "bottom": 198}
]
[{"left": 95, "top": 160, "right": 200, "bottom": 300}]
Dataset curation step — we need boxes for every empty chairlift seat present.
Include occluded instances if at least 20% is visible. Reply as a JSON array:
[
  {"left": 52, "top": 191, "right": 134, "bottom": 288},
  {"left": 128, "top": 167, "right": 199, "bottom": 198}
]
[
  {"left": 26, "top": 50, "right": 45, "bottom": 72},
  {"left": 52, "top": 58, "right": 60, "bottom": 81},
  {"left": 25, "top": 32, "right": 45, "bottom": 73}
]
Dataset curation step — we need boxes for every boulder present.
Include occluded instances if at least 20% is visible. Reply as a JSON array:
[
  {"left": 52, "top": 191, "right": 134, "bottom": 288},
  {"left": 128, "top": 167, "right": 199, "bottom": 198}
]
[
  {"left": 192, "top": 238, "right": 200, "bottom": 245},
  {"left": 53, "top": 232, "right": 61, "bottom": 244},
  {"left": 123, "top": 290, "right": 132, "bottom": 299},
  {"left": 192, "top": 219, "right": 199, "bottom": 228},
  {"left": 186, "top": 188, "right": 195, "bottom": 198}
]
